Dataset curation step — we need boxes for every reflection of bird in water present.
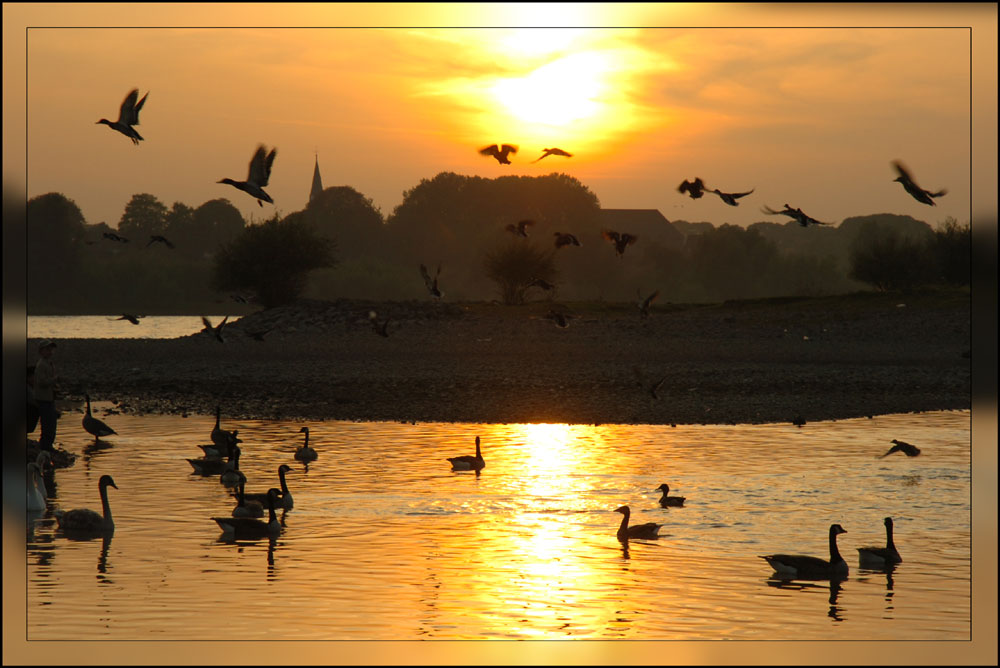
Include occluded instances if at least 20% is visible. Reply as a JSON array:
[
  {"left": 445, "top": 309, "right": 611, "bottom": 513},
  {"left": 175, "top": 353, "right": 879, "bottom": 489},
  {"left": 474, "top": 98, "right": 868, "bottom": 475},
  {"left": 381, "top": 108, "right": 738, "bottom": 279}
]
[
  {"left": 369, "top": 311, "right": 390, "bottom": 337},
  {"left": 614, "top": 505, "right": 662, "bottom": 541},
  {"left": 656, "top": 483, "right": 685, "bottom": 507},
  {"left": 447, "top": 436, "right": 485, "bottom": 471},
  {"left": 638, "top": 289, "right": 659, "bottom": 318},
  {"left": 880, "top": 439, "right": 920, "bottom": 458},
  {"left": 294, "top": 426, "right": 318, "bottom": 462},
  {"left": 553, "top": 232, "right": 581, "bottom": 248},
  {"left": 201, "top": 315, "right": 229, "bottom": 343},
  {"left": 678, "top": 178, "right": 707, "bottom": 199},
  {"left": 761, "top": 204, "right": 830, "bottom": 227},
  {"left": 760, "top": 523, "right": 849, "bottom": 580},
  {"left": 710, "top": 187, "right": 755, "bottom": 206},
  {"left": 214, "top": 488, "right": 282, "bottom": 538},
  {"left": 218, "top": 145, "right": 277, "bottom": 207},
  {"left": 420, "top": 263, "right": 443, "bottom": 299},
  {"left": 240, "top": 464, "right": 294, "bottom": 510},
  {"left": 857, "top": 517, "right": 902, "bottom": 567},
  {"left": 601, "top": 229, "right": 638, "bottom": 258},
  {"left": 633, "top": 366, "right": 667, "bottom": 399},
  {"left": 532, "top": 147, "right": 572, "bottom": 163},
  {"left": 892, "top": 160, "right": 947, "bottom": 205},
  {"left": 111, "top": 314, "right": 142, "bottom": 325},
  {"left": 505, "top": 219, "right": 535, "bottom": 238},
  {"left": 55, "top": 475, "right": 118, "bottom": 536},
  {"left": 97, "top": 88, "right": 148, "bottom": 145},
  {"left": 147, "top": 235, "right": 175, "bottom": 248},
  {"left": 83, "top": 394, "right": 117, "bottom": 442},
  {"left": 102, "top": 231, "right": 129, "bottom": 243},
  {"left": 479, "top": 143, "right": 518, "bottom": 164}
]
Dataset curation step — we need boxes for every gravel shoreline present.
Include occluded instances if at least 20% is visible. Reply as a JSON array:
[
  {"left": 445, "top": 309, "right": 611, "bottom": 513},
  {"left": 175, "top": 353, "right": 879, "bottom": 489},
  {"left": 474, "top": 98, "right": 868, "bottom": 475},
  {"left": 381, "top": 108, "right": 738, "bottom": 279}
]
[{"left": 44, "top": 292, "right": 971, "bottom": 426}]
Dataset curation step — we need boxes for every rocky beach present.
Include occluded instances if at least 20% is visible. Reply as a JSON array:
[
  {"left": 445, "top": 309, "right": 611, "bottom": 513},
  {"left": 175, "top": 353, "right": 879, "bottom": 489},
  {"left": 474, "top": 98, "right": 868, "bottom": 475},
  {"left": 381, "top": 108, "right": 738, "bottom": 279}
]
[{"left": 44, "top": 290, "right": 970, "bottom": 427}]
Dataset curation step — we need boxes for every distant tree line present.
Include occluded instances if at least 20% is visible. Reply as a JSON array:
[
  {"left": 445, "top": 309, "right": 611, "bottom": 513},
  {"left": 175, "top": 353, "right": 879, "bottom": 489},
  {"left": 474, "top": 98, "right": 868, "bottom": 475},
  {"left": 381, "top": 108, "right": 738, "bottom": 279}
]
[{"left": 26, "top": 173, "right": 970, "bottom": 314}]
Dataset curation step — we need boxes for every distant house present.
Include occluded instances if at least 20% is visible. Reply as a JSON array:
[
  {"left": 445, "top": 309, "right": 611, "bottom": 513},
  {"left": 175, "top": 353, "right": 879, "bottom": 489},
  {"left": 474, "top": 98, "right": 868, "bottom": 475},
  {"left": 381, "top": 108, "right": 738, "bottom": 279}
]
[{"left": 598, "top": 209, "right": 684, "bottom": 250}]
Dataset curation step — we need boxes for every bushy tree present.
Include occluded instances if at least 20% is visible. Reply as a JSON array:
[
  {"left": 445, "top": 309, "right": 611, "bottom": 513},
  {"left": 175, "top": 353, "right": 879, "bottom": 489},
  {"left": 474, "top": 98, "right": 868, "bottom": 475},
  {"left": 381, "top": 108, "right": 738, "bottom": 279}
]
[
  {"left": 193, "top": 199, "right": 246, "bottom": 260},
  {"left": 118, "top": 193, "right": 168, "bottom": 241},
  {"left": 484, "top": 241, "right": 558, "bottom": 305},
  {"left": 848, "top": 224, "right": 936, "bottom": 291},
  {"left": 212, "top": 213, "right": 336, "bottom": 308},
  {"left": 932, "top": 217, "right": 970, "bottom": 286},
  {"left": 684, "top": 225, "right": 782, "bottom": 301}
]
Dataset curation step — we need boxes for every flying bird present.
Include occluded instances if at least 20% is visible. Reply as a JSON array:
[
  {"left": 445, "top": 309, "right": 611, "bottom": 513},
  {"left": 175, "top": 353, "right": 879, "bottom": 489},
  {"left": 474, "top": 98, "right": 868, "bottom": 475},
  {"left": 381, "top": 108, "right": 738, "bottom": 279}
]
[
  {"left": 102, "top": 232, "right": 129, "bottom": 243},
  {"left": 892, "top": 161, "right": 947, "bottom": 205},
  {"left": 532, "top": 147, "right": 573, "bottom": 163},
  {"left": 601, "top": 229, "right": 638, "bottom": 257},
  {"left": 420, "top": 263, "right": 443, "bottom": 299},
  {"left": 761, "top": 204, "right": 830, "bottom": 227},
  {"left": 553, "top": 232, "right": 581, "bottom": 249},
  {"left": 678, "top": 178, "right": 707, "bottom": 199},
  {"left": 201, "top": 315, "right": 229, "bottom": 343},
  {"left": 638, "top": 289, "right": 660, "bottom": 318},
  {"left": 369, "top": 311, "right": 390, "bottom": 337},
  {"left": 96, "top": 88, "right": 148, "bottom": 145},
  {"left": 710, "top": 187, "right": 755, "bottom": 206},
  {"left": 218, "top": 145, "right": 277, "bottom": 207},
  {"left": 479, "top": 144, "right": 518, "bottom": 164},
  {"left": 110, "top": 314, "right": 142, "bottom": 325},
  {"left": 146, "top": 235, "right": 175, "bottom": 249},
  {"left": 505, "top": 219, "right": 535, "bottom": 238},
  {"left": 880, "top": 439, "right": 921, "bottom": 458}
]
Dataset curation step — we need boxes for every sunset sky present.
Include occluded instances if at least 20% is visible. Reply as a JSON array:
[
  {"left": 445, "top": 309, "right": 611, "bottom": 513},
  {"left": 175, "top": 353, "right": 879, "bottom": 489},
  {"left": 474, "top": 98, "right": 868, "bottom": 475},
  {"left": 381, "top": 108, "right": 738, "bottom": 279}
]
[{"left": 5, "top": 4, "right": 996, "bottom": 232}]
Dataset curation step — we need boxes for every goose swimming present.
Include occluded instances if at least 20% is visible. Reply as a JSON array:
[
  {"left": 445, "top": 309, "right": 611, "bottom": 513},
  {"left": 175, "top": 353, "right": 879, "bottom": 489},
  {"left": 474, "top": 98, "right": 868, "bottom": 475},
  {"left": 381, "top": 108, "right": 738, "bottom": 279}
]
[
  {"left": 857, "top": 517, "right": 902, "bottom": 567},
  {"left": 97, "top": 89, "right": 148, "bottom": 145},
  {"left": 655, "top": 483, "right": 685, "bottom": 507},
  {"left": 294, "top": 426, "right": 318, "bottom": 462},
  {"left": 187, "top": 441, "right": 238, "bottom": 475},
  {"left": 447, "top": 436, "right": 485, "bottom": 471},
  {"left": 479, "top": 143, "right": 518, "bottom": 164},
  {"left": 760, "top": 523, "right": 849, "bottom": 580},
  {"left": 892, "top": 160, "right": 947, "bottom": 205},
  {"left": 220, "top": 446, "right": 243, "bottom": 486},
  {"left": 240, "top": 464, "right": 294, "bottom": 510},
  {"left": 55, "top": 474, "right": 117, "bottom": 535},
  {"left": 198, "top": 429, "right": 241, "bottom": 459},
  {"left": 614, "top": 505, "right": 662, "bottom": 541},
  {"left": 219, "top": 145, "right": 277, "bottom": 207},
  {"left": 880, "top": 439, "right": 920, "bottom": 458},
  {"left": 83, "top": 394, "right": 117, "bottom": 442},
  {"left": 214, "top": 488, "right": 281, "bottom": 538},
  {"left": 232, "top": 479, "right": 265, "bottom": 518}
]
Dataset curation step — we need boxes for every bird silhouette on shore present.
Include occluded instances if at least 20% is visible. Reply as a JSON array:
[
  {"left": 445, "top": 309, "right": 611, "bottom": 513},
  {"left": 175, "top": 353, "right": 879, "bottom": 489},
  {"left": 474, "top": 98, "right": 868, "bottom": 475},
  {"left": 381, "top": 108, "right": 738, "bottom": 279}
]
[
  {"left": 420, "top": 264, "right": 443, "bottom": 299},
  {"left": 601, "top": 230, "right": 638, "bottom": 258},
  {"left": 479, "top": 144, "right": 518, "bottom": 164},
  {"left": 369, "top": 311, "right": 390, "bottom": 337},
  {"left": 505, "top": 219, "right": 536, "bottom": 238},
  {"left": 880, "top": 439, "right": 921, "bottom": 458},
  {"left": 532, "top": 147, "right": 572, "bottom": 163},
  {"left": 543, "top": 309, "right": 572, "bottom": 328},
  {"left": 633, "top": 366, "right": 667, "bottom": 399},
  {"left": 553, "top": 232, "right": 581, "bottom": 249},
  {"left": 111, "top": 314, "right": 142, "bottom": 325},
  {"left": 102, "top": 232, "right": 129, "bottom": 243},
  {"left": 892, "top": 161, "right": 947, "bottom": 205},
  {"left": 147, "top": 235, "right": 175, "bottom": 249},
  {"left": 761, "top": 204, "right": 830, "bottom": 227},
  {"left": 97, "top": 88, "right": 148, "bottom": 145},
  {"left": 710, "top": 187, "right": 755, "bottom": 206},
  {"left": 638, "top": 289, "right": 659, "bottom": 318},
  {"left": 678, "top": 178, "right": 707, "bottom": 199},
  {"left": 201, "top": 316, "right": 229, "bottom": 343},
  {"left": 219, "top": 145, "right": 277, "bottom": 207}
]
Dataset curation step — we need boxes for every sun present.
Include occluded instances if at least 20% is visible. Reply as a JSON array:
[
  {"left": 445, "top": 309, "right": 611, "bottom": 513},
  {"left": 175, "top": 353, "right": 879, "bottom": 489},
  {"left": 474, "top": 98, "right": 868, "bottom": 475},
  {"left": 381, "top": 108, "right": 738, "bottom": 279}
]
[{"left": 491, "top": 51, "right": 610, "bottom": 127}]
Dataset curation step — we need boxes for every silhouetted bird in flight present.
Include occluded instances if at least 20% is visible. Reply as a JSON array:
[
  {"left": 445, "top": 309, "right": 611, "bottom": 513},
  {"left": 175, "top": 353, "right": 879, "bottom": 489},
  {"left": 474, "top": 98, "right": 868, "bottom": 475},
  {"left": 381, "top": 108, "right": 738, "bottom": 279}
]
[
  {"left": 710, "top": 187, "right": 755, "bottom": 206},
  {"left": 230, "top": 294, "right": 252, "bottom": 304},
  {"left": 102, "top": 232, "right": 129, "bottom": 243},
  {"left": 601, "top": 229, "right": 638, "bottom": 257},
  {"left": 479, "top": 144, "right": 518, "bottom": 164},
  {"left": 761, "top": 204, "right": 830, "bottom": 227},
  {"left": 97, "top": 88, "right": 148, "bottom": 145},
  {"left": 505, "top": 219, "right": 535, "bottom": 238},
  {"left": 369, "top": 311, "right": 390, "bottom": 338},
  {"left": 633, "top": 366, "right": 667, "bottom": 399},
  {"left": 678, "top": 178, "right": 707, "bottom": 199},
  {"left": 880, "top": 439, "right": 921, "bottom": 458},
  {"left": 420, "top": 264, "right": 443, "bottom": 299},
  {"left": 111, "top": 314, "right": 142, "bottom": 325},
  {"left": 219, "top": 145, "right": 277, "bottom": 207},
  {"left": 532, "top": 147, "right": 572, "bottom": 163},
  {"left": 527, "top": 277, "right": 555, "bottom": 292},
  {"left": 147, "top": 235, "right": 175, "bottom": 249},
  {"left": 638, "top": 289, "right": 660, "bottom": 318},
  {"left": 201, "top": 315, "right": 229, "bottom": 343},
  {"left": 892, "top": 161, "right": 947, "bottom": 205},
  {"left": 553, "top": 232, "right": 582, "bottom": 249}
]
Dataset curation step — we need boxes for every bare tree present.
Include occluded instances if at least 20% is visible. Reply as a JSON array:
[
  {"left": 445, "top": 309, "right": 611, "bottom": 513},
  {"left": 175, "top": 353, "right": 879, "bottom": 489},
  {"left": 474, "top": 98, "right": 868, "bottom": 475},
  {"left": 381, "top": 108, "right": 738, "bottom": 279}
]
[{"left": 484, "top": 241, "right": 558, "bottom": 305}]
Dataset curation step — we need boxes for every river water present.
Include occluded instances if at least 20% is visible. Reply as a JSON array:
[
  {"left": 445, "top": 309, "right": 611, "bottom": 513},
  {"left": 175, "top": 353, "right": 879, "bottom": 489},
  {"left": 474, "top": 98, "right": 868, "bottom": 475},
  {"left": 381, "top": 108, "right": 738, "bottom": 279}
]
[{"left": 20, "top": 405, "right": 970, "bottom": 641}]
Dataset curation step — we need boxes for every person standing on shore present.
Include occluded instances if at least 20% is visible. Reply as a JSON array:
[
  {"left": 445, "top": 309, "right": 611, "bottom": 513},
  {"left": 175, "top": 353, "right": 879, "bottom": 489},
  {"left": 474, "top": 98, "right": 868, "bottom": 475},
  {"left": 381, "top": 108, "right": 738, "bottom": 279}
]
[{"left": 34, "top": 340, "right": 58, "bottom": 451}]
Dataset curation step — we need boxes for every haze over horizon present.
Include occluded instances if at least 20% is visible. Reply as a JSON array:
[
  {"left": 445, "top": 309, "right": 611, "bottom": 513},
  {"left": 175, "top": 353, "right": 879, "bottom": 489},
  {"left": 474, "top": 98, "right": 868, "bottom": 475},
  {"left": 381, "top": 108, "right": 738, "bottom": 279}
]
[{"left": 17, "top": 8, "right": 978, "bottom": 231}]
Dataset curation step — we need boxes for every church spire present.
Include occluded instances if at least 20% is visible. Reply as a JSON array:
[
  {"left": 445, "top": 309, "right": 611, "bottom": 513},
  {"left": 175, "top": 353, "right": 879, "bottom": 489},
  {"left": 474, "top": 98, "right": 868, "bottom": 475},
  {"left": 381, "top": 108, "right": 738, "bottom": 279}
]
[{"left": 309, "top": 152, "right": 324, "bottom": 203}]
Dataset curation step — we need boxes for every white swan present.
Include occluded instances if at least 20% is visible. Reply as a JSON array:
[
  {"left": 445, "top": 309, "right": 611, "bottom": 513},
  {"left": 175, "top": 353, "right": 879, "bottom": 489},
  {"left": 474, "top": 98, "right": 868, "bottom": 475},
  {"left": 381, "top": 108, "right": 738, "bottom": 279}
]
[{"left": 27, "top": 463, "right": 46, "bottom": 512}]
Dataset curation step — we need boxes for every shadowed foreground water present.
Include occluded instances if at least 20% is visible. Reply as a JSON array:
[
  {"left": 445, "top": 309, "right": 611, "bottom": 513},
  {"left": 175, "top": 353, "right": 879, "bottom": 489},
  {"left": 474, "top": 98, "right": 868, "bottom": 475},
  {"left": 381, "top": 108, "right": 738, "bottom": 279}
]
[{"left": 25, "top": 407, "right": 969, "bottom": 640}]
